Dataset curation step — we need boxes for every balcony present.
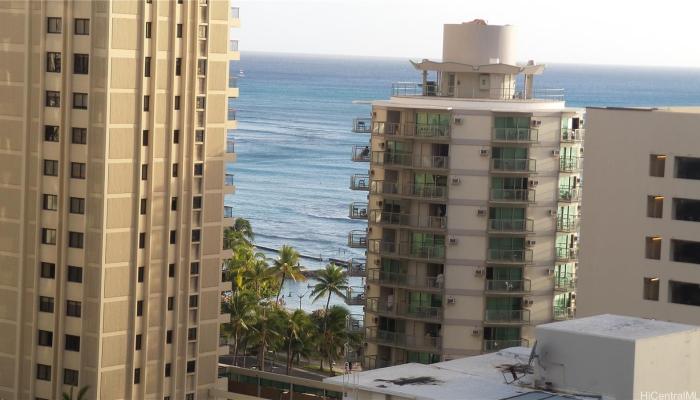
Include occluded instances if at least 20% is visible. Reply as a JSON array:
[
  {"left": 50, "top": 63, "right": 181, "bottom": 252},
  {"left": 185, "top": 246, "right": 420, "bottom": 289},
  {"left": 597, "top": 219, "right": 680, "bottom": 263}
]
[
  {"left": 352, "top": 118, "right": 372, "bottom": 133},
  {"left": 556, "top": 247, "right": 578, "bottom": 263},
  {"left": 397, "top": 303, "right": 442, "bottom": 321},
  {"left": 226, "top": 139, "right": 235, "bottom": 153},
  {"left": 348, "top": 202, "right": 368, "bottom": 220},
  {"left": 346, "top": 313, "right": 364, "bottom": 333},
  {"left": 492, "top": 128, "right": 538, "bottom": 144},
  {"left": 350, "top": 174, "right": 370, "bottom": 191},
  {"left": 373, "top": 121, "right": 450, "bottom": 140},
  {"left": 230, "top": 6, "right": 240, "bottom": 19},
  {"left": 229, "top": 39, "right": 239, "bottom": 52},
  {"left": 561, "top": 128, "right": 585, "bottom": 143},
  {"left": 553, "top": 306, "right": 575, "bottom": 321},
  {"left": 490, "top": 189, "right": 535, "bottom": 203},
  {"left": 345, "top": 287, "right": 365, "bottom": 306},
  {"left": 351, "top": 145, "right": 371, "bottom": 162},
  {"left": 556, "top": 216, "right": 580, "bottom": 233},
  {"left": 224, "top": 206, "right": 234, "bottom": 219},
  {"left": 487, "top": 249, "right": 533, "bottom": 264},
  {"left": 483, "top": 338, "right": 529, "bottom": 352},
  {"left": 347, "top": 230, "right": 367, "bottom": 248},
  {"left": 370, "top": 210, "right": 446, "bottom": 230},
  {"left": 372, "top": 151, "right": 449, "bottom": 170},
  {"left": 227, "top": 108, "right": 237, "bottom": 121},
  {"left": 364, "top": 355, "right": 392, "bottom": 370},
  {"left": 559, "top": 157, "right": 583, "bottom": 173},
  {"left": 366, "top": 269, "right": 442, "bottom": 291},
  {"left": 370, "top": 181, "right": 448, "bottom": 201},
  {"left": 490, "top": 158, "right": 536, "bottom": 174},
  {"left": 345, "top": 258, "right": 366, "bottom": 277},
  {"left": 558, "top": 188, "right": 582, "bottom": 202},
  {"left": 554, "top": 273, "right": 576, "bottom": 292},
  {"left": 487, "top": 219, "right": 534, "bottom": 234},
  {"left": 484, "top": 309, "right": 531, "bottom": 324},
  {"left": 365, "top": 297, "right": 393, "bottom": 315},
  {"left": 365, "top": 327, "right": 441, "bottom": 352},
  {"left": 485, "top": 279, "right": 531, "bottom": 293},
  {"left": 368, "top": 240, "right": 445, "bottom": 262},
  {"left": 224, "top": 174, "right": 235, "bottom": 186},
  {"left": 390, "top": 82, "right": 564, "bottom": 102}
]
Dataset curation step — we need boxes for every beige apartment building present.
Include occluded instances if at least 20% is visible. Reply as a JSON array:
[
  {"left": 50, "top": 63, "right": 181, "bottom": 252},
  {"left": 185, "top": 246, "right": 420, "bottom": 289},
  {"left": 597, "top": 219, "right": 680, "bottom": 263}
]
[
  {"left": 349, "top": 21, "right": 584, "bottom": 368},
  {"left": 0, "top": 0, "right": 239, "bottom": 399},
  {"left": 578, "top": 107, "right": 700, "bottom": 325}
]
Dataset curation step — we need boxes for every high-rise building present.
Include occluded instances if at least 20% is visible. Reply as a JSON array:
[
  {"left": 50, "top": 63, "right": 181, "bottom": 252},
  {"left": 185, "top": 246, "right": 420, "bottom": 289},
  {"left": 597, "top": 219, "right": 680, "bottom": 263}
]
[
  {"left": 577, "top": 107, "right": 700, "bottom": 325},
  {"left": 349, "top": 21, "right": 584, "bottom": 368},
  {"left": 0, "top": 0, "right": 239, "bottom": 398}
]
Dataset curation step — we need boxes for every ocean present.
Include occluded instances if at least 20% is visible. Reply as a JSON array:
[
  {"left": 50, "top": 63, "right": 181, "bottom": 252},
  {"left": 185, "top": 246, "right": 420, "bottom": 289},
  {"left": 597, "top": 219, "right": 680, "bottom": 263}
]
[{"left": 226, "top": 52, "right": 700, "bottom": 311}]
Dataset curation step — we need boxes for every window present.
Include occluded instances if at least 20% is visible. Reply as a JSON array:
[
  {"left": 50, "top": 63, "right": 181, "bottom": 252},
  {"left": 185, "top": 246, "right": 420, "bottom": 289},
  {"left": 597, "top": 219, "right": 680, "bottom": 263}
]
[
  {"left": 145, "top": 22, "right": 152, "bottom": 38},
  {"left": 192, "top": 229, "right": 201, "bottom": 242},
  {"left": 144, "top": 57, "right": 151, "bottom": 77},
  {"left": 143, "top": 95, "right": 150, "bottom": 112},
  {"left": 643, "top": 277, "right": 660, "bottom": 301},
  {"left": 673, "top": 198, "right": 700, "bottom": 222},
  {"left": 167, "top": 297, "right": 174, "bottom": 310},
  {"left": 47, "top": 17, "right": 62, "bottom": 33},
  {"left": 136, "top": 300, "right": 143, "bottom": 316},
  {"left": 140, "top": 199, "right": 147, "bottom": 215},
  {"left": 47, "top": 52, "right": 61, "bottom": 72},
  {"left": 194, "top": 163, "right": 203, "bottom": 176},
  {"left": 168, "top": 263, "right": 175, "bottom": 278},
  {"left": 44, "top": 125, "right": 60, "bottom": 142},
  {"left": 197, "top": 59, "right": 207, "bottom": 76},
  {"left": 38, "top": 330, "right": 53, "bottom": 347},
  {"left": 174, "top": 96, "right": 180, "bottom": 110},
  {"left": 186, "top": 360, "right": 196, "bottom": 373},
  {"left": 39, "top": 296, "right": 54, "bottom": 313},
  {"left": 195, "top": 130, "right": 205, "bottom": 142},
  {"left": 73, "top": 93, "right": 88, "bottom": 109},
  {"left": 649, "top": 154, "right": 666, "bottom": 177},
  {"left": 645, "top": 236, "right": 662, "bottom": 260},
  {"left": 671, "top": 239, "right": 700, "bottom": 265},
  {"left": 65, "top": 334, "right": 80, "bottom": 351},
  {"left": 139, "top": 232, "right": 146, "bottom": 249},
  {"left": 37, "top": 364, "right": 51, "bottom": 381},
  {"left": 137, "top": 266, "right": 144, "bottom": 283},
  {"left": 675, "top": 157, "right": 700, "bottom": 180},
  {"left": 135, "top": 334, "right": 142, "bottom": 350},
  {"left": 46, "top": 91, "right": 60, "bottom": 107},
  {"left": 142, "top": 129, "right": 149, "bottom": 146},
  {"left": 173, "top": 130, "right": 180, "bottom": 144},
  {"left": 196, "top": 97, "right": 206, "bottom": 109},
  {"left": 42, "top": 194, "right": 58, "bottom": 211},
  {"left": 190, "top": 262, "right": 200, "bottom": 275},
  {"left": 69, "top": 197, "right": 85, "bottom": 214},
  {"left": 647, "top": 195, "right": 663, "bottom": 218},
  {"left": 186, "top": 394, "right": 195, "bottom": 400},
  {"left": 141, "top": 164, "right": 148, "bottom": 180},
  {"left": 40, "top": 262, "right": 56, "bottom": 279},
  {"left": 165, "top": 363, "right": 171, "bottom": 377},
  {"left": 193, "top": 196, "right": 202, "bottom": 209},
  {"left": 74, "top": 18, "right": 89, "bottom": 35},
  {"left": 166, "top": 330, "right": 173, "bottom": 344},
  {"left": 44, "top": 159, "right": 58, "bottom": 176},
  {"left": 73, "top": 54, "right": 89, "bottom": 74},
  {"left": 669, "top": 280, "right": 700, "bottom": 307},
  {"left": 66, "top": 300, "right": 82, "bottom": 317},
  {"left": 68, "top": 232, "right": 84, "bottom": 248},
  {"left": 72, "top": 127, "right": 87, "bottom": 144},
  {"left": 171, "top": 197, "right": 177, "bottom": 210},
  {"left": 67, "top": 266, "right": 83, "bottom": 283},
  {"left": 169, "top": 230, "right": 176, "bottom": 244},
  {"left": 70, "top": 162, "right": 86, "bottom": 179},
  {"left": 41, "top": 228, "right": 57, "bottom": 245},
  {"left": 175, "top": 58, "right": 182, "bottom": 76},
  {"left": 189, "top": 295, "right": 198, "bottom": 308},
  {"left": 176, "top": 23, "right": 182, "bottom": 38},
  {"left": 134, "top": 368, "right": 141, "bottom": 384},
  {"left": 172, "top": 164, "right": 178, "bottom": 178},
  {"left": 64, "top": 368, "right": 79, "bottom": 386},
  {"left": 188, "top": 327, "right": 197, "bottom": 341}
]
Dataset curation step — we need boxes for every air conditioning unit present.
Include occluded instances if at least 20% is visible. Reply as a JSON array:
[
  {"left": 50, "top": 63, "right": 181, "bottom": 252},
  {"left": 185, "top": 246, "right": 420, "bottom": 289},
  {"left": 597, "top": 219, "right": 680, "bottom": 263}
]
[
  {"left": 447, "top": 297, "right": 456, "bottom": 305},
  {"left": 547, "top": 209, "right": 557, "bottom": 217},
  {"left": 474, "top": 268, "right": 485, "bottom": 277},
  {"left": 531, "top": 120, "right": 542, "bottom": 127},
  {"left": 476, "top": 209, "right": 487, "bottom": 217},
  {"left": 471, "top": 329, "right": 481, "bottom": 336},
  {"left": 575, "top": 177, "right": 582, "bottom": 184},
  {"left": 454, "top": 117, "right": 464, "bottom": 125},
  {"left": 370, "top": 169, "right": 375, "bottom": 175},
  {"left": 451, "top": 177, "right": 461, "bottom": 185},
  {"left": 449, "top": 237, "right": 458, "bottom": 245},
  {"left": 379, "top": 142, "right": 385, "bottom": 149},
  {"left": 529, "top": 180, "right": 539, "bottom": 187},
  {"left": 524, "top": 299, "right": 534, "bottom": 307},
  {"left": 526, "top": 240, "right": 537, "bottom": 247},
  {"left": 480, "top": 149, "right": 490, "bottom": 157},
  {"left": 546, "top": 268, "right": 555, "bottom": 276},
  {"left": 377, "top": 201, "right": 383, "bottom": 207},
  {"left": 551, "top": 149, "right": 560, "bottom": 156},
  {"left": 374, "top": 259, "right": 380, "bottom": 266},
  {"left": 367, "top": 227, "right": 373, "bottom": 233}
]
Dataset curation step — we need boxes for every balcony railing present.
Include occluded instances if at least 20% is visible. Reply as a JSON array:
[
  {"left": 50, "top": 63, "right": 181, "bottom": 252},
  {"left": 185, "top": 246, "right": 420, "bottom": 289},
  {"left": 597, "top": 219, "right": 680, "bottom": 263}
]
[
  {"left": 363, "top": 356, "right": 392, "bottom": 370},
  {"left": 229, "top": 39, "right": 239, "bottom": 52},
  {"left": 487, "top": 249, "right": 533, "bottom": 264},
  {"left": 224, "top": 206, "right": 234, "bottom": 218},
  {"left": 370, "top": 181, "right": 448, "bottom": 201},
  {"left": 373, "top": 121, "right": 450, "bottom": 140},
  {"left": 485, "top": 279, "right": 531, "bottom": 293},
  {"left": 352, "top": 118, "right": 372, "bottom": 133},
  {"left": 347, "top": 230, "right": 367, "bottom": 248},
  {"left": 224, "top": 174, "right": 234, "bottom": 186},
  {"left": 484, "top": 309, "right": 531, "bottom": 323},
  {"left": 372, "top": 151, "right": 413, "bottom": 167},
  {"left": 483, "top": 338, "right": 529, "bottom": 352},
  {"left": 351, "top": 145, "right": 370, "bottom": 162},
  {"left": 226, "top": 139, "right": 235, "bottom": 153},
  {"left": 346, "top": 314, "right": 364, "bottom": 333},
  {"left": 348, "top": 202, "right": 368, "bottom": 220},
  {"left": 345, "top": 258, "right": 365, "bottom": 277},
  {"left": 553, "top": 306, "right": 575, "bottom": 321},
  {"left": 228, "top": 75, "right": 238, "bottom": 88},
  {"left": 230, "top": 6, "right": 240, "bottom": 19},
  {"left": 365, "top": 327, "right": 441, "bottom": 352},
  {"left": 492, "top": 128, "right": 538, "bottom": 143},
  {"left": 559, "top": 157, "right": 583, "bottom": 173},
  {"left": 390, "top": 82, "right": 565, "bottom": 102},
  {"left": 558, "top": 188, "right": 582, "bottom": 202},
  {"left": 490, "top": 188, "right": 535, "bottom": 203},
  {"left": 370, "top": 210, "right": 446, "bottom": 230},
  {"left": 366, "top": 269, "right": 442, "bottom": 290},
  {"left": 350, "top": 174, "right": 370, "bottom": 191},
  {"left": 554, "top": 273, "right": 576, "bottom": 291},
  {"left": 556, "top": 216, "right": 580, "bottom": 232},
  {"left": 368, "top": 240, "right": 445, "bottom": 261},
  {"left": 345, "top": 287, "right": 365, "bottom": 306},
  {"left": 490, "top": 158, "right": 536, "bottom": 173},
  {"left": 487, "top": 219, "right": 534, "bottom": 233},
  {"left": 556, "top": 247, "right": 578, "bottom": 262},
  {"left": 561, "top": 128, "right": 585, "bottom": 143},
  {"left": 228, "top": 108, "right": 237, "bottom": 121}
]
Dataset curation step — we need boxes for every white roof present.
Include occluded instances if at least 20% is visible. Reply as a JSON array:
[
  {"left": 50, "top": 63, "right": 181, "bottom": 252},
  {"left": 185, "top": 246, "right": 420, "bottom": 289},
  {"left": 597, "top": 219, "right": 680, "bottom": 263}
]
[
  {"left": 372, "top": 97, "right": 581, "bottom": 113},
  {"left": 537, "top": 314, "right": 700, "bottom": 341}
]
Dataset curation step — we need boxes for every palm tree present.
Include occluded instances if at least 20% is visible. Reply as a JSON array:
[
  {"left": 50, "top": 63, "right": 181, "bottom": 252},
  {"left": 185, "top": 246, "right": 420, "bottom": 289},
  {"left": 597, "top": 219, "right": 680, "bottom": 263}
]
[
  {"left": 223, "top": 218, "right": 254, "bottom": 250},
  {"left": 311, "top": 305, "right": 360, "bottom": 376},
  {"left": 310, "top": 263, "right": 349, "bottom": 333},
  {"left": 282, "top": 309, "right": 314, "bottom": 375},
  {"left": 223, "top": 291, "right": 258, "bottom": 365},
  {"left": 271, "top": 245, "right": 305, "bottom": 301},
  {"left": 247, "top": 303, "right": 283, "bottom": 371},
  {"left": 63, "top": 386, "right": 89, "bottom": 400}
]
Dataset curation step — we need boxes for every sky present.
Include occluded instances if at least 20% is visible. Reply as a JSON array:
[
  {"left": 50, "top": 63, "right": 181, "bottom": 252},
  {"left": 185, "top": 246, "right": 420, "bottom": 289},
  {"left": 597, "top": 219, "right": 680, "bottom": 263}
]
[{"left": 233, "top": 0, "right": 700, "bottom": 68}]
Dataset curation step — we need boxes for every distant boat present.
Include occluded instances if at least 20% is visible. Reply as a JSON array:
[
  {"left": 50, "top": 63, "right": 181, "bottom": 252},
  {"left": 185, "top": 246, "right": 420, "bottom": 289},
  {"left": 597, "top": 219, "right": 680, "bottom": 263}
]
[{"left": 238, "top": 69, "right": 245, "bottom": 78}]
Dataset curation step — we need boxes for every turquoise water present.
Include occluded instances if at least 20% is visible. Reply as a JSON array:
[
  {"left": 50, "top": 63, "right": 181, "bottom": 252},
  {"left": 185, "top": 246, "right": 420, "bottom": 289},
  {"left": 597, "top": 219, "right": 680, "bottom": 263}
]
[{"left": 227, "top": 52, "right": 700, "bottom": 311}]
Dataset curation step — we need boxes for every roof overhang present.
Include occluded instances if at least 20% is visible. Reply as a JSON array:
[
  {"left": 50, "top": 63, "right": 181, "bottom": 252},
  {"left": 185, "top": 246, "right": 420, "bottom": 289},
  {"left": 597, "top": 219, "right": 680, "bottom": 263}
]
[{"left": 410, "top": 59, "right": 545, "bottom": 75}]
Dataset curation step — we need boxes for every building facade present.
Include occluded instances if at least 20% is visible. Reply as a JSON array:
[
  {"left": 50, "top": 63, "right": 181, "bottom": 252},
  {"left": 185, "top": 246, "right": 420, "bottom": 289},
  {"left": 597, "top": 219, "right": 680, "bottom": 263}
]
[
  {"left": 0, "top": 0, "right": 239, "bottom": 398},
  {"left": 349, "top": 21, "right": 584, "bottom": 368},
  {"left": 577, "top": 107, "right": 700, "bottom": 325}
]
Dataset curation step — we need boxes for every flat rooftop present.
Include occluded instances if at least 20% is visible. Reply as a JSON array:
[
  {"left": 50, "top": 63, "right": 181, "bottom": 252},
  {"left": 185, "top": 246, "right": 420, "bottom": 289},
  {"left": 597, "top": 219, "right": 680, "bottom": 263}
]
[
  {"left": 587, "top": 106, "right": 700, "bottom": 114},
  {"left": 538, "top": 314, "right": 700, "bottom": 341},
  {"left": 373, "top": 96, "right": 581, "bottom": 113}
]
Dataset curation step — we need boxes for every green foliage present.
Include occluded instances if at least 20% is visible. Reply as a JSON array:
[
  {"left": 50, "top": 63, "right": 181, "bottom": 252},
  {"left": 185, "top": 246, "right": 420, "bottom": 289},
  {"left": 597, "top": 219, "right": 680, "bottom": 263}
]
[{"left": 271, "top": 245, "right": 306, "bottom": 301}]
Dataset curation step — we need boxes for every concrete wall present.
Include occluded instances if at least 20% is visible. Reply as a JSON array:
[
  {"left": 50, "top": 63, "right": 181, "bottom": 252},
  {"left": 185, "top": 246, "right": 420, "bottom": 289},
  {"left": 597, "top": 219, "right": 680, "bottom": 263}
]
[{"left": 443, "top": 22, "right": 515, "bottom": 66}]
